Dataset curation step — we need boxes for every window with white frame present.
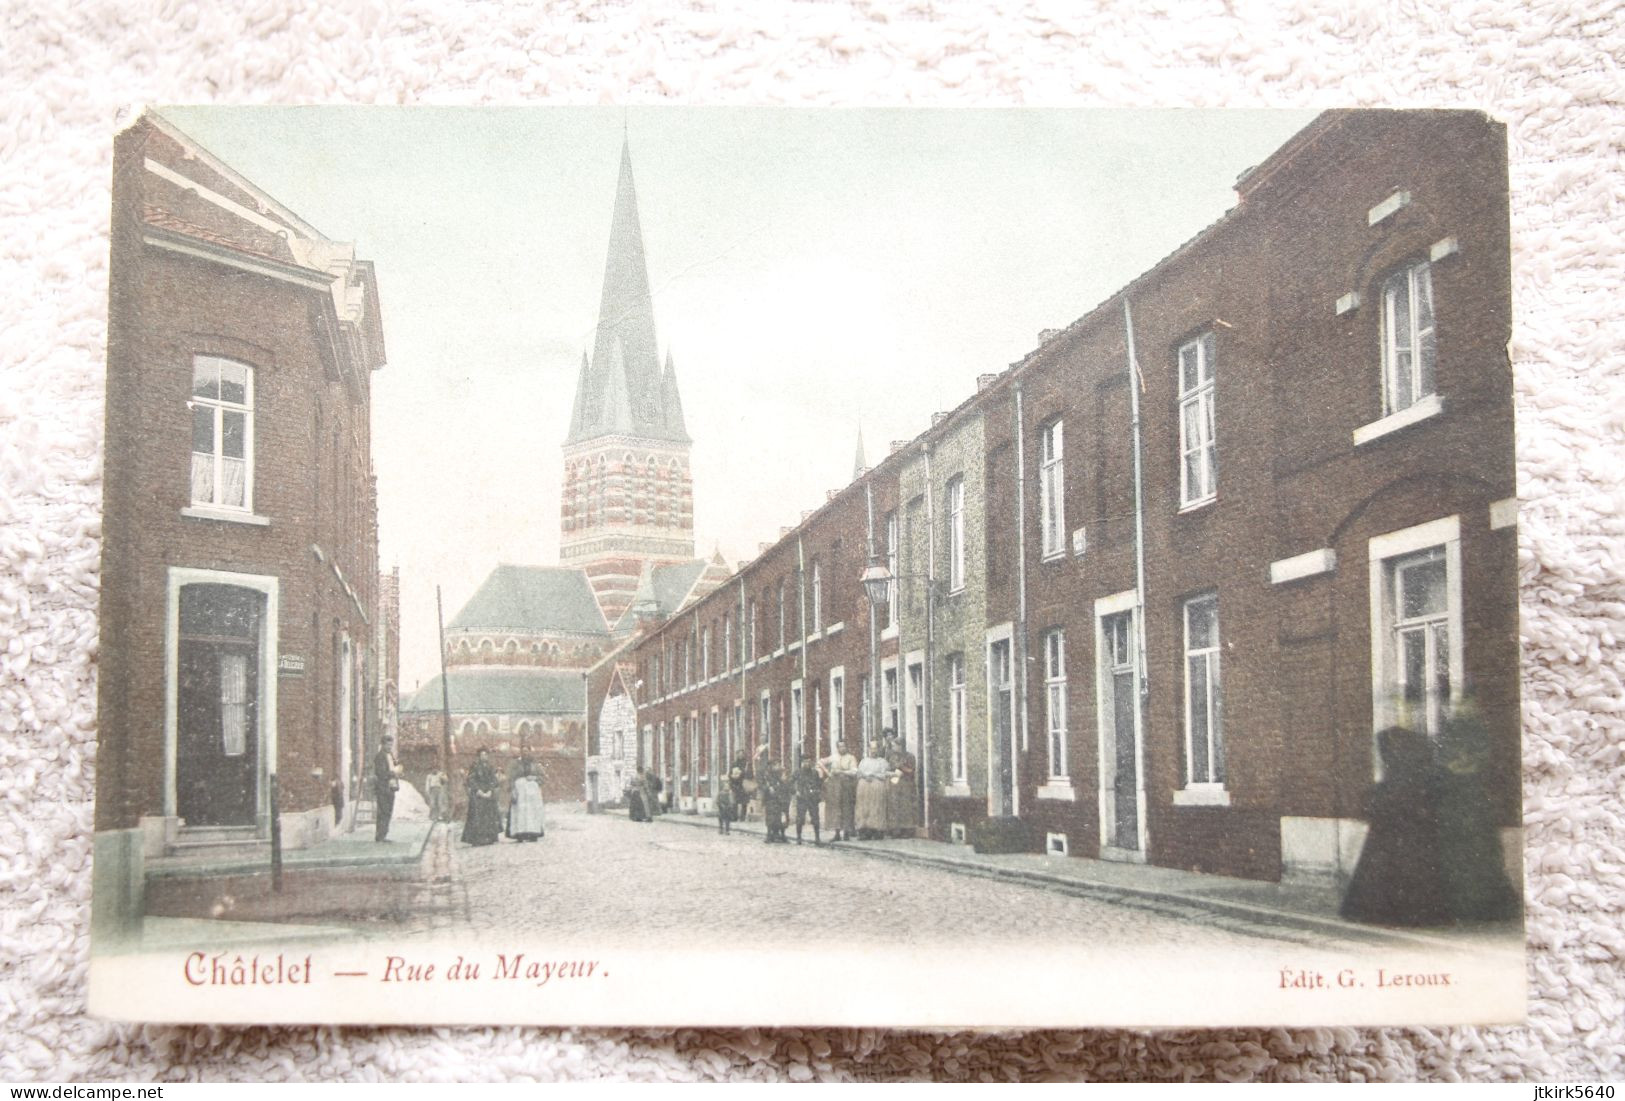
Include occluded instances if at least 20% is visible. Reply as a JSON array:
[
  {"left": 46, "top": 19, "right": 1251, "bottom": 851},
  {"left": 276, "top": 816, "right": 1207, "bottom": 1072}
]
[
  {"left": 948, "top": 653, "right": 967, "bottom": 782},
  {"left": 830, "top": 671, "right": 845, "bottom": 749},
  {"left": 882, "top": 664, "right": 899, "bottom": 738},
  {"left": 811, "top": 560, "right": 823, "bottom": 632},
  {"left": 701, "top": 626, "right": 710, "bottom": 680},
  {"left": 1183, "top": 593, "right": 1223, "bottom": 786},
  {"left": 760, "top": 692, "right": 771, "bottom": 749},
  {"left": 1039, "top": 419, "right": 1066, "bottom": 557},
  {"left": 746, "top": 599, "right": 756, "bottom": 661},
  {"left": 947, "top": 476, "right": 965, "bottom": 592},
  {"left": 791, "top": 681, "right": 804, "bottom": 757},
  {"left": 907, "top": 660, "right": 924, "bottom": 754},
  {"left": 1381, "top": 261, "right": 1436, "bottom": 416},
  {"left": 723, "top": 615, "right": 733, "bottom": 670},
  {"left": 813, "top": 684, "right": 824, "bottom": 756},
  {"left": 859, "top": 675, "right": 871, "bottom": 745},
  {"left": 1178, "top": 333, "right": 1217, "bottom": 507},
  {"left": 189, "top": 356, "right": 255, "bottom": 511},
  {"left": 1043, "top": 629, "right": 1068, "bottom": 780},
  {"left": 885, "top": 510, "right": 899, "bottom": 628},
  {"left": 778, "top": 580, "right": 787, "bottom": 650},
  {"left": 1390, "top": 547, "right": 1452, "bottom": 737}
]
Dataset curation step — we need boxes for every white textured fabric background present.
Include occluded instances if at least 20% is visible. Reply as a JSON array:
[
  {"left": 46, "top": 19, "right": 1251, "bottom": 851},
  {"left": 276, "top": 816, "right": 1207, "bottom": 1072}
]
[{"left": 2, "top": 0, "right": 1621, "bottom": 1082}]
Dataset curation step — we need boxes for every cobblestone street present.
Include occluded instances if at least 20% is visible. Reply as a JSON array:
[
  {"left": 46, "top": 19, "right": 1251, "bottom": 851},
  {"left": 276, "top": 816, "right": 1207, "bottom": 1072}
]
[{"left": 390, "top": 807, "right": 1402, "bottom": 962}]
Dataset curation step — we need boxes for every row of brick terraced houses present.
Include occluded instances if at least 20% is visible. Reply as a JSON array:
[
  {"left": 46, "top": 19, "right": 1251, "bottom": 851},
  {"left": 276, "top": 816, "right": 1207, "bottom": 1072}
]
[{"left": 621, "top": 110, "right": 1521, "bottom": 887}]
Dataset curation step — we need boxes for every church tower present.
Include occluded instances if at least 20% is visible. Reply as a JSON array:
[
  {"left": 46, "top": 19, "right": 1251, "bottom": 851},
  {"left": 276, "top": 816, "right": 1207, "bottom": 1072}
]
[{"left": 561, "top": 136, "right": 695, "bottom": 626}]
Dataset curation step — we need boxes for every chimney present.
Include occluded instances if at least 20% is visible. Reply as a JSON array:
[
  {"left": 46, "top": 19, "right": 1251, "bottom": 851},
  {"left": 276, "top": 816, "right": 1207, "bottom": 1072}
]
[
  {"left": 977, "top": 373, "right": 999, "bottom": 391},
  {"left": 890, "top": 440, "right": 909, "bottom": 455},
  {"left": 932, "top": 412, "right": 949, "bottom": 428}
]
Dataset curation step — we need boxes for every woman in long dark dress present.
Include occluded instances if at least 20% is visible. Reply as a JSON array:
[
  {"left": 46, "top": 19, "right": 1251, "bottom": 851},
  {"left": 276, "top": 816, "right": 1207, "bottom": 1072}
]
[
  {"left": 1340, "top": 726, "right": 1451, "bottom": 926},
  {"left": 463, "top": 749, "right": 503, "bottom": 846},
  {"left": 1437, "top": 711, "right": 1520, "bottom": 921}
]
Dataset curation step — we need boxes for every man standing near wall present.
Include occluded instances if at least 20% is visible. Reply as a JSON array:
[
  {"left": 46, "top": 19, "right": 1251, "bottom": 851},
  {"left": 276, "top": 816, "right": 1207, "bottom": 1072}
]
[{"left": 374, "top": 738, "right": 402, "bottom": 842}]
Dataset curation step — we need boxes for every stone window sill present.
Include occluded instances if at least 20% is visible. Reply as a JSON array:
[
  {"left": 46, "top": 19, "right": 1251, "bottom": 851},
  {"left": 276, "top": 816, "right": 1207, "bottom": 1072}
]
[
  {"left": 183, "top": 505, "right": 269, "bottom": 527},
  {"left": 942, "top": 783, "right": 972, "bottom": 798},
  {"left": 1036, "top": 782, "right": 1076, "bottom": 802},
  {"left": 1172, "top": 784, "right": 1232, "bottom": 807},
  {"left": 1353, "top": 393, "right": 1443, "bottom": 447}
]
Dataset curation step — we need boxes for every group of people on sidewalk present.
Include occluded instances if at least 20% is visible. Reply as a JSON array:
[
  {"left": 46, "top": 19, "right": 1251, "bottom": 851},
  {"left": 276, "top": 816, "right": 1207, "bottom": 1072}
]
[
  {"left": 715, "top": 731, "right": 921, "bottom": 846},
  {"left": 619, "top": 729, "right": 922, "bottom": 847}
]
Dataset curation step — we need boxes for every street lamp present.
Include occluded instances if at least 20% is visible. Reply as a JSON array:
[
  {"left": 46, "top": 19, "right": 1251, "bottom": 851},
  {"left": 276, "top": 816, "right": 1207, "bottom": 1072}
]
[
  {"left": 860, "top": 554, "right": 892, "bottom": 756},
  {"left": 860, "top": 554, "right": 892, "bottom": 610}
]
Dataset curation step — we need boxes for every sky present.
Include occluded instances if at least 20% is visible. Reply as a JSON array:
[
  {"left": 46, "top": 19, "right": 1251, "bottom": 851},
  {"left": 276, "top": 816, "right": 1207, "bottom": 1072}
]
[{"left": 160, "top": 106, "right": 1319, "bottom": 692}]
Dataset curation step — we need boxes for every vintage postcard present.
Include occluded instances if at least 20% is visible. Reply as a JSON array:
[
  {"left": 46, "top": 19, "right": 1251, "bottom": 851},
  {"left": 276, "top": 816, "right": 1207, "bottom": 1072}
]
[{"left": 89, "top": 106, "right": 1525, "bottom": 1027}]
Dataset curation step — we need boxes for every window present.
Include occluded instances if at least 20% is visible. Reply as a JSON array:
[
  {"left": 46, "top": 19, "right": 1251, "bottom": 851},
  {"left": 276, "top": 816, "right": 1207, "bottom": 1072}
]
[
  {"left": 791, "top": 681, "right": 804, "bottom": 758},
  {"left": 882, "top": 664, "right": 899, "bottom": 739},
  {"left": 1178, "top": 334, "right": 1217, "bottom": 507},
  {"left": 859, "top": 675, "right": 871, "bottom": 745},
  {"left": 701, "top": 626, "right": 711, "bottom": 680},
  {"left": 747, "top": 599, "right": 756, "bottom": 660},
  {"left": 830, "top": 671, "right": 845, "bottom": 750},
  {"left": 813, "top": 684, "right": 824, "bottom": 756},
  {"left": 778, "top": 581, "right": 787, "bottom": 650},
  {"left": 1381, "top": 261, "right": 1436, "bottom": 416},
  {"left": 811, "top": 560, "right": 822, "bottom": 632},
  {"left": 1183, "top": 595, "right": 1223, "bottom": 785},
  {"left": 723, "top": 615, "right": 733, "bottom": 670},
  {"left": 1369, "top": 517, "right": 1462, "bottom": 751},
  {"left": 907, "top": 659, "right": 924, "bottom": 754},
  {"left": 884, "top": 510, "right": 899, "bottom": 627},
  {"left": 948, "top": 654, "right": 967, "bottom": 782},
  {"left": 189, "top": 356, "right": 254, "bottom": 511},
  {"left": 1390, "top": 548, "right": 1452, "bottom": 735},
  {"left": 1039, "top": 420, "right": 1066, "bottom": 556},
  {"left": 947, "top": 476, "right": 965, "bottom": 592},
  {"left": 760, "top": 692, "right": 771, "bottom": 749},
  {"left": 1044, "top": 629, "right": 1067, "bottom": 780}
]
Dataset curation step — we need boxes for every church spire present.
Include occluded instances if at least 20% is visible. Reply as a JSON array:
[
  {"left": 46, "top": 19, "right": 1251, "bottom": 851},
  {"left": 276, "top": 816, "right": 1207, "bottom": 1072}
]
[
  {"left": 566, "top": 132, "right": 687, "bottom": 445},
  {"left": 853, "top": 426, "right": 868, "bottom": 480}
]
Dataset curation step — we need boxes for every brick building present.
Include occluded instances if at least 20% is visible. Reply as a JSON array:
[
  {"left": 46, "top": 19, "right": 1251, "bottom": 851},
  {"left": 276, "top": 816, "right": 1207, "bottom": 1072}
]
[
  {"left": 630, "top": 110, "right": 1519, "bottom": 889},
  {"left": 95, "top": 111, "right": 389, "bottom": 934}
]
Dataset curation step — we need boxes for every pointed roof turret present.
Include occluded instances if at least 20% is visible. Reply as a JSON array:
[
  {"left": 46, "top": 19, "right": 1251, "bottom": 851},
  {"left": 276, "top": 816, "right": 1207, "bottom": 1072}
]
[
  {"left": 661, "top": 350, "right": 690, "bottom": 442},
  {"left": 566, "top": 134, "right": 688, "bottom": 446},
  {"left": 567, "top": 350, "right": 590, "bottom": 439}
]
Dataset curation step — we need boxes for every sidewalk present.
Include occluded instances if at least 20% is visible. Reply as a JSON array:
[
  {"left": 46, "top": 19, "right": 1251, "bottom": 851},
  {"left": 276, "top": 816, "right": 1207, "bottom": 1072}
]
[
  {"left": 636, "top": 808, "right": 1522, "bottom": 955},
  {"left": 147, "top": 819, "right": 439, "bottom": 880}
]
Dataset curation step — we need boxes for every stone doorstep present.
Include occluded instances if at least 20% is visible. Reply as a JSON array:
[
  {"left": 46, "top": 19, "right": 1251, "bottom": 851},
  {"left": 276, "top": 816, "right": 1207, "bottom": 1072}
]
[
  {"left": 147, "top": 821, "right": 440, "bottom": 881},
  {"left": 641, "top": 810, "right": 1501, "bottom": 956}
]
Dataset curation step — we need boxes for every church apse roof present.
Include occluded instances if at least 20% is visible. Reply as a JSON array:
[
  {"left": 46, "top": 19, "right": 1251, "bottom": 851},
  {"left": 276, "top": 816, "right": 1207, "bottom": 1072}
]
[
  {"left": 447, "top": 564, "right": 609, "bottom": 636},
  {"left": 402, "top": 667, "right": 586, "bottom": 716}
]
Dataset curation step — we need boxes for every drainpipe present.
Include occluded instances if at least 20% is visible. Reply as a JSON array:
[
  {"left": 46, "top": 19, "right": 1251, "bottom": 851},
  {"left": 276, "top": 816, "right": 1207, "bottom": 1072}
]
[
  {"left": 1013, "top": 382, "right": 1030, "bottom": 822},
  {"left": 865, "top": 478, "right": 879, "bottom": 754},
  {"left": 797, "top": 534, "right": 808, "bottom": 763},
  {"left": 922, "top": 442, "right": 936, "bottom": 836},
  {"left": 1124, "top": 299, "right": 1152, "bottom": 854}
]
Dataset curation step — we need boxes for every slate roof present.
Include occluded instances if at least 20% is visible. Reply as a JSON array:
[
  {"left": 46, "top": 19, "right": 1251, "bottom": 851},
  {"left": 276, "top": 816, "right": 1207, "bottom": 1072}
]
[
  {"left": 402, "top": 667, "right": 586, "bottom": 715},
  {"left": 610, "top": 558, "right": 711, "bottom": 632},
  {"left": 447, "top": 564, "right": 608, "bottom": 636}
]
